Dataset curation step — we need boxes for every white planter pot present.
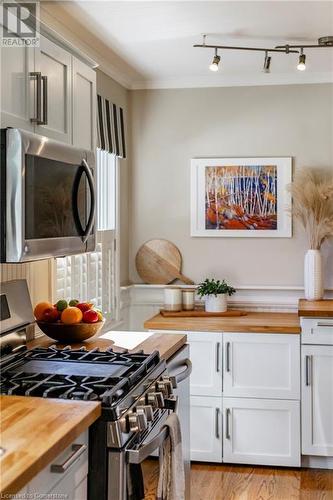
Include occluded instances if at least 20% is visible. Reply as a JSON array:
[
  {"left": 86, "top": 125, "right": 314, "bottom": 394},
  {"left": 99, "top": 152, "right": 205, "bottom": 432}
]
[
  {"left": 205, "top": 294, "right": 227, "bottom": 313},
  {"left": 304, "top": 249, "right": 324, "bottom": 301}
]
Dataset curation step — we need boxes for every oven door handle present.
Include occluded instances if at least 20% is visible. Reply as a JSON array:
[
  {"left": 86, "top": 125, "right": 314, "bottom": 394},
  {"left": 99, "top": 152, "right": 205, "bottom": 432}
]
[
  {"left": 170, "top": 358, "right": 192, "bottom": 388},
  {"left": 72, "top": 159, "right": 96, "bottom": 244},
  {"left": 127, "top": 426, "right": 169, "bottom": 464}
]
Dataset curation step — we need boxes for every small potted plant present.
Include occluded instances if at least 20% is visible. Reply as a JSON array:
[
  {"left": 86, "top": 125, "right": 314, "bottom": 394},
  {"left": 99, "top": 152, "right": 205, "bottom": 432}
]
[{"left": 197, "top": 278, "right": 236, "bottom": 313}]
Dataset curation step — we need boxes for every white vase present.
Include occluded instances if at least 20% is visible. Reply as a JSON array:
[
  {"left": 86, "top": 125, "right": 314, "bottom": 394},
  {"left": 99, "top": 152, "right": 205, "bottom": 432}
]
[
  {"left": 304, "top": 249, "right": 324, "bottom": 300},
  {"left": 205, "top": 294, "right": 227, "bottom": 312}
]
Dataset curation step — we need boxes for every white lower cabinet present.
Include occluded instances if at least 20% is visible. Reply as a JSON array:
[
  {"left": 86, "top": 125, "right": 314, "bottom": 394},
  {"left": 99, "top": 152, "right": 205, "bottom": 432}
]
[
  {"left": 187, "top": 332, "right": 222, "bottom": 396},
  {"left": 27, "top": 431, "right": 88, "bottom": 499},
  {"left": 223, "top": 398, "right": 300, "bottom": 466},
  {"left": 223, "top": 333, "right": 300, "bottom": 399},
  {"left": 190, "top": 396, "right": 222, "bottom": 462},
  {"left": 302, "top": 345, "right": 333, "bottom": 456}
]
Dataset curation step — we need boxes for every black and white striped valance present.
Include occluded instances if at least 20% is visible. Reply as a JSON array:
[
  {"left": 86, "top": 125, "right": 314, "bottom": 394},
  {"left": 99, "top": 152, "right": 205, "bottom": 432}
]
[{"left": 97, "top": 94, "right": 126, "bottom": 159}]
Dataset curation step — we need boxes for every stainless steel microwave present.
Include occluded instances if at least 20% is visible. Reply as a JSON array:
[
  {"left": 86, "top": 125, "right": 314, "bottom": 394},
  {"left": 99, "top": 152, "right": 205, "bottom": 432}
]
[{"left": 0, "top": 128, "right": 96, "bottom": 263}]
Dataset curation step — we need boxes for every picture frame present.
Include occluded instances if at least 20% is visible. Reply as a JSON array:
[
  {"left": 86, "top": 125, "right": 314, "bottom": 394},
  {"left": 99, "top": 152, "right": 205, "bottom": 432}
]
[{"left": 191, "top": 157, "right": 292, "bottom": 238}]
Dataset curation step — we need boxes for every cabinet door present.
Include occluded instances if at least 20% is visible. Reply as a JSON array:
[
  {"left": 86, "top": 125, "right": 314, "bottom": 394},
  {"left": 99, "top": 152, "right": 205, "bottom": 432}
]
[
  {"left": 35, "top": 35, "right": 72, "bottom": 143},
  {"left": 223, "top": 398, "right": 300, "bottom": 467},
  {"left": 187, "top": 332, "right": 222, "bottom": 396},
  {"left": 301, "top": 317, "right": 333, "bottom": 345},
  {"left": 0, "top": 45, "right": 35, "bottom": 130},
  {"left": 302, "top": 345, "right": 333, "bottom": 456},
  {"left": 190, "top": 396, "right": 222, "bottom": 462},
  {"left": 72, "top": 57, "right": 96, "bottom": 150},
  {"left": 223, "top": 333, "right": 300, "bottom": 399}
]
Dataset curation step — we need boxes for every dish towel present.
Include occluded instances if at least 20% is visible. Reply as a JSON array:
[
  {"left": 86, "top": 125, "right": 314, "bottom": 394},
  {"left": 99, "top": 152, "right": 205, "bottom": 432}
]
[
  {"left": 127, "top": 463, "right": 145, "bottom": 500},
  {"left": 157, "top": 413, "right": 185, "bottom": 500}
]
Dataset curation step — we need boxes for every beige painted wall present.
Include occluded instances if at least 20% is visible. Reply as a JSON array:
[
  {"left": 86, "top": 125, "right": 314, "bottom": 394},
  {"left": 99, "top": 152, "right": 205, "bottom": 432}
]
[
  {"left": 129, "top": 83, "right": 333, "bottom": 288},
  {"left": 96, "top": 70, "right": 130, "bottom": 285}
]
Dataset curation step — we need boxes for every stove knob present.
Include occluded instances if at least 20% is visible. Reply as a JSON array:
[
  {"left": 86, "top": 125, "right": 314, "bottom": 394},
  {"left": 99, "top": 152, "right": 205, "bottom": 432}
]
[
  {"left": 157, "top": 380, "right": 172, "bottom": 397},
  {"left": 147, "top": 391, "right": 164, "bottom": 409},
  {"left": 136, "top": 411, "right": 148, "bottom": 432},
  {"left": 137, "top": 405, "right": 154, "bottom": 422},
  {"left": 128, "top": 411, "right": 147, "bottom": 432}
]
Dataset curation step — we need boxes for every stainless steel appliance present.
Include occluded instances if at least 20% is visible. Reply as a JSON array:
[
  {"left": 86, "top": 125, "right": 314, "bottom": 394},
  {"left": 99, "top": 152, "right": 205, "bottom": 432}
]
[
  {"left": 0, "top": 280, "right": 192, "bottom": 500},
  {"left": 0, "top": 128, "right": 96, "bottom": 262}
]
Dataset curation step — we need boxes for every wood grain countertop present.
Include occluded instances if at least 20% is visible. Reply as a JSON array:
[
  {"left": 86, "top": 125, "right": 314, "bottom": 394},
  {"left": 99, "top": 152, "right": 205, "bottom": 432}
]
[
  {"left": 0, "top": 396, "right": 101, "bottom": 496},
  {"left": 144, "top": 311, "right": 301, "bottom": 334},
  {"left": 298, "top": 299, "right": 333, "bottom": 317},
  {"left": 27, "top": 331, "right": 187, "bottom": 361},
  {"left": 0, "top": 332, "right": 186, "bottom": 496}
]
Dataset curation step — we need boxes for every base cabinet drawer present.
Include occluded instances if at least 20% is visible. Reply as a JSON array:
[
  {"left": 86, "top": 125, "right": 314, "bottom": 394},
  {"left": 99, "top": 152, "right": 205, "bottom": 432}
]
[
  {"left": 190, "top": 396, "right": 222, "bottom": 462},
  {"left": 223, "top": 333, "right": 300, "bottom": 399},
  {"left": 301, "top": 317, "right": 333, "bottom": 345},
  {"left": 223, "top": 398, "right": 300, "bottom": 467}
]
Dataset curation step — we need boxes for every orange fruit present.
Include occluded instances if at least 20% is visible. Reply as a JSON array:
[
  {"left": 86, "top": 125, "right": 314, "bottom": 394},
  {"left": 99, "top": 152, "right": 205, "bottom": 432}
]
[
  {"left": 61, "top": 307, "right": 83, "bottom": 325},
  {"left": 34, "top": 301, "right": 53, "bottom": 321}
]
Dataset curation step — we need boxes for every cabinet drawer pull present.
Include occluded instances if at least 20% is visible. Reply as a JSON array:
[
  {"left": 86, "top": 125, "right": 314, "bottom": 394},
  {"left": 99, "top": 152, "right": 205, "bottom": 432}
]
[
  {"left": 226, "top": 342, "right": 231, "bottom": 372},
  {"left": 316, "top": 322, "right": 333, "bottom": 328},
  {"left": 50, "top": 444, "right": 87, "bottom": 473},
  {"left": 225, "top": 408, "right": 231, "bottom": 439},
  {"left": 216, "top": 343, "right": 220, "bottom": 373},
  {"left": 305, "top": 355, "right": 312, "bottom": 386},
  {"left": 215, "top": 408, "right": 220, "bottom": 439}
]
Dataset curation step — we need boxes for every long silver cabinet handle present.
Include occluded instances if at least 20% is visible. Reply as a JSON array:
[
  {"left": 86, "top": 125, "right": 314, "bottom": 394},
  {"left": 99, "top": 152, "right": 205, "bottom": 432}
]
[
  {"left": 225, "top": 408, "right": 231, "bottom": 439},
  {"left": 30, "top": 72, "right": 42, "bottom": 123},
  {"left": 50, "top": 444, "right": 87, "bottom": 473},
  {"left": 215, "top": 408, "right": 220, "bottom": 439},
  {"left": 226, "top": 342, "right": 231, "bottom": 372},
  {"left": 305, "top": 355, "right": 312, "bottom": 386},
  {"left": 216, "top": 343, "right": 220, "bottom": 372},
  {"left": 41, "top": 75, "right": 48, "bottom": 125}
]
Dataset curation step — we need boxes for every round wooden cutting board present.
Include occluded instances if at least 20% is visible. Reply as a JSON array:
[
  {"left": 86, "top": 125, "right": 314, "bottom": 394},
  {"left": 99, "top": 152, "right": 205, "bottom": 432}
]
[{"left": 135, "top": 239, "right": 194, "bottom": 285}]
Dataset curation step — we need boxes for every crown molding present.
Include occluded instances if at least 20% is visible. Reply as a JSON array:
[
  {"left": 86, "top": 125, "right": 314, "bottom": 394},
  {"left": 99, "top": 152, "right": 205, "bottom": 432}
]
[{"left": 130, "top": 71, "right": 333, "bottom": 90}]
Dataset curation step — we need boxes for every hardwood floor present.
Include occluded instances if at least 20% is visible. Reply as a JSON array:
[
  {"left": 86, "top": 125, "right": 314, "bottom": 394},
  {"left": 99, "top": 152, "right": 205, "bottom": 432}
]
[{"left": 142, "top": 460, "right": 333, "bottom": 500}]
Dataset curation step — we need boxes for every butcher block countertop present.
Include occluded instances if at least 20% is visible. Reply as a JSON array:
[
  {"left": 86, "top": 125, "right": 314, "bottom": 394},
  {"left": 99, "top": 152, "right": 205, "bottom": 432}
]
[
  {"left": 0, "top": 332, "right": 186, "bottom": 496},
  {"left": 144, "top": 311, "right": 301, "bottom": 334},
  {"left": 298, "top": 299, "right": 333, "bottom": 318},
  {"left": 0, "top": 396, "right": 101, "bottom": 496}
]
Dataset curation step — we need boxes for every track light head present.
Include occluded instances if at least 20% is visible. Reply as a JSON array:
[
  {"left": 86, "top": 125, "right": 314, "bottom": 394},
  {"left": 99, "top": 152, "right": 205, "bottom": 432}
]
[
  {"left": 209, "top": 48, "right": 221, "bottom": 71},
  {"left": 297, "top": 49, "right": 306, "bottom": 71},
  {"left": 263, "top": 51, "right": 271, "bottom": 73}
]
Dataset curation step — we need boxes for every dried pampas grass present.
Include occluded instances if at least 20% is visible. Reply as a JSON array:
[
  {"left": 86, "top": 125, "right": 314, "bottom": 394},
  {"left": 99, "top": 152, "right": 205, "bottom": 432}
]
[{"left": 288, "top": 167, "right": 333, "bottom": 250}]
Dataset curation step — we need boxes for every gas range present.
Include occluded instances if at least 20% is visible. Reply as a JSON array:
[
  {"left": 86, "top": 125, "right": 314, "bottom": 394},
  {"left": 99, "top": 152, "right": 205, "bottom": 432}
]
[{"left": 0, "top": 280, "right": 190, "bottom": 500}]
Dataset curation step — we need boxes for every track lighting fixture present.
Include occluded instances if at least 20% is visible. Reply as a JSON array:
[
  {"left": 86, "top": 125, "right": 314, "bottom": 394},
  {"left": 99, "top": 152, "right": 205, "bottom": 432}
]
[
  {"left": 263, "top": 51, "right": 271, "bottom": 73},
  {"left": 194, "top": 35, "right": 333, "bottom": 74},
  {"left": 209, "top": 48, "right": 220, "bottom": 72},
  {"left": 297, "top": 48, "right": 306, "bottom": 71}
]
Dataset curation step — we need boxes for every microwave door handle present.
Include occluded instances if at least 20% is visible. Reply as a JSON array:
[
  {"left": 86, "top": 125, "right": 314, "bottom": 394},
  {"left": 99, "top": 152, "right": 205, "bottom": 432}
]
[
  {"left": 81, "top": 159, "right": 96, "bottom": 244},
  {"left": 72, "top": 167, "right": 85, "bottom": 238}
]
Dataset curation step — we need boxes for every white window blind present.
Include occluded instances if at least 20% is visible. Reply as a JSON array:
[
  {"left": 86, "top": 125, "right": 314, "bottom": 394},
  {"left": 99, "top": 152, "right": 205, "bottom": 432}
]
[{"left": 54, "top": 151, "right": 119, "bottom": 325}]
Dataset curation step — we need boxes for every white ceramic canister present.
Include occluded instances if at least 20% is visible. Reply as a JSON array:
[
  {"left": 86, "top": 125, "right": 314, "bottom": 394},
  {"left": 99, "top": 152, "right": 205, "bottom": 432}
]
[
  {"left": 164, "top": 287, "right": 182, "bottom": 312},
  {"left": 182, "top": 289, "right": 195, "bottom": 311}
]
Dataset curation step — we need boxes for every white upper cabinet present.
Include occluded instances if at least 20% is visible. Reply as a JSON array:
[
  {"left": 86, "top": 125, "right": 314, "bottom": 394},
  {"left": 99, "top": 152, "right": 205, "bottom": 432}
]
[
  {"left": 302, "top": 345, "right": 333, "bottom": 456},
  {"left": 72, "top": 57, "right": 96, "bottom": 150},
  {"left": 223, "top": 397, "right": 300, "bottom": 467},
  {"left": 187, "top": 332, "right": 222, "bottom": 397},
  {"left": 301, "top": 317, "right": 333, "bottom": 345},
  {"left": 35, "top": 35, "right": 72, "bottom": 143},
  {"left": 0, "top": 46, "right": 35, "bottom": 130},
  {"left": 223, "top": 333, "right": 300, "bottom": 399},
  {"left": 1, "top": 32, "right": 96, "bottom": 149}
]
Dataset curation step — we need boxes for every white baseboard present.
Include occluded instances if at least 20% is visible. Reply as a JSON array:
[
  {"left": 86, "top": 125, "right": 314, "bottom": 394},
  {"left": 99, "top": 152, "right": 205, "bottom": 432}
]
[{"left": 301, "top": 455, "right": 333, "bottom": 469}]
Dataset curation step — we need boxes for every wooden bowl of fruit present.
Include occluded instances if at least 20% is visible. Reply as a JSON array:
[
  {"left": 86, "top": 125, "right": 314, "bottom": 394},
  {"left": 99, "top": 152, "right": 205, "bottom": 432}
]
[{"left": 34, "top": 299, "right": 105, "bottom": 343}]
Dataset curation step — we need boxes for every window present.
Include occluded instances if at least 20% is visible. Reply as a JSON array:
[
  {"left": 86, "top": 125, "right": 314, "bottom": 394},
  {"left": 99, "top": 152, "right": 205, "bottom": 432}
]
[{"left": 54, "top": 150, "right": 119, "bottom": 327}]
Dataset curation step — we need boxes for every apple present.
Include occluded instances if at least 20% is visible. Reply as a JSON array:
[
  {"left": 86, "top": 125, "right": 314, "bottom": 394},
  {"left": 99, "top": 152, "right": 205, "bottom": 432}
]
[
  {"left": 42, "top": 306, "right": 60, "bottom": 323},
  {"left": 82, "top": 310, "right": 99, "bottom": 323},
  {"left": 77, "top": 302, "right": 91, "bottom": 313}
]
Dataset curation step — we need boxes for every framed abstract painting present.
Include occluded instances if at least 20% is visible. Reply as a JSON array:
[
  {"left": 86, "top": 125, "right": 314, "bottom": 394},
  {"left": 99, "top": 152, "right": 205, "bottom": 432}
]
[{"left": 191, "top": 157, "right": 292, "bottom": 238}]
